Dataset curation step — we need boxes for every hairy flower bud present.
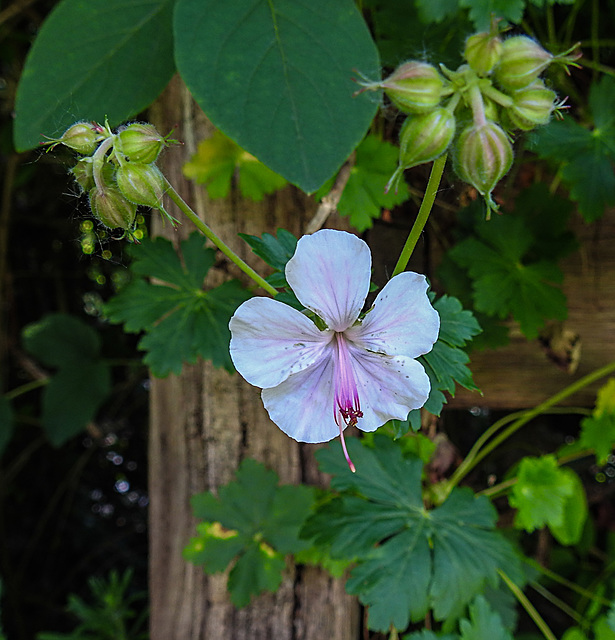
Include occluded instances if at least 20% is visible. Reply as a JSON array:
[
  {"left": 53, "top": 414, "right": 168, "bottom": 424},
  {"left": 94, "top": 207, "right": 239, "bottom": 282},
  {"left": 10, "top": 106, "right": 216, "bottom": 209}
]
[
  {"left": 465, "top": 31, "right": 503, "bottom": 76},
  {"left": 398, "top": 108, "right": 456, "bottom": 169},
  {"left": 454, "top": 121, "right": 513, "bottom": 214},
  {"left": 116, "top": 162, "right": 166, "bottom": 209},
  {"left": 89, "top": 185, "right": 137, "bottom": 230},
  {"left": 51, "top": 122, "right": 101, "bottom": 155},
  {"left": 506, "top": 80, "right": 557, "bottom": 130},
  {"left": 381, "top": 61, "right": 444, "bottom": 113},
  {"left": 117, "top": 123, "right": 168, "bottom": 164},
  {"left": 494, "top": 36, "right": 555, "bottom": 91}
]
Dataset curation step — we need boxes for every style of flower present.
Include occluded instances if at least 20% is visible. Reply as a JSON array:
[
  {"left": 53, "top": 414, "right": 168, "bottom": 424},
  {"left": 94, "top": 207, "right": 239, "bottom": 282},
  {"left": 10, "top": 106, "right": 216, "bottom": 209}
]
[{"left": 229, "top": 229, "right": 440, "bottom": 470}]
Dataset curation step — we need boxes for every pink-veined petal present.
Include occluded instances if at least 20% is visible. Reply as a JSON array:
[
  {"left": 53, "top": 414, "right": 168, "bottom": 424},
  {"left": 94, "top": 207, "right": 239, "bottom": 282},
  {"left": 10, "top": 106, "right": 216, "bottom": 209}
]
[
  {"left": 350, "top": 348, "right": 431, "bottom": 431},
  {"left": 229, "top": 297, "right": 332, "bottom": 389},
  {"left": 261, "top": 350, "right": 342, "bottom": 443},
  {"left": 285, "top": 229, "right": 371, "bottom": 332},
  {"left": 346, "top": 272, "right": 440, "bottom": 359}
]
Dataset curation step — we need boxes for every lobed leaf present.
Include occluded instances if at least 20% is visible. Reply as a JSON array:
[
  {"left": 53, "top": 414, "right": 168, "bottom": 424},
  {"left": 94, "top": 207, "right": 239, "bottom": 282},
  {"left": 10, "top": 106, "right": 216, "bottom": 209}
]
[
  {"left": 104, "top": 233, "right": 251, "bottom": 375},
  {"left": 307, "top": 436, "right": 521, "bottom": 631},
  {"left": 186, "top": 458, "right": 315, "bottom": 606}
]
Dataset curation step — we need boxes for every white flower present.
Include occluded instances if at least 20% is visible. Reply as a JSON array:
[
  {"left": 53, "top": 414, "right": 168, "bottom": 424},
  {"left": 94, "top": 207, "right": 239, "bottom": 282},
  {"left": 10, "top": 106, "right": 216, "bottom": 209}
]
[{"left": 229, "top": 229, "right": 440, "bottom": 469}]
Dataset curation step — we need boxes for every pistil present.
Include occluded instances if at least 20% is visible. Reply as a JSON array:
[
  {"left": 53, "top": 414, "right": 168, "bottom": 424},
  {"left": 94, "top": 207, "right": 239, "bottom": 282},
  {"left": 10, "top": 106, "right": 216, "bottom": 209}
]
[{"left": 333, "top": 333, "right": 362, "bottom": 472}]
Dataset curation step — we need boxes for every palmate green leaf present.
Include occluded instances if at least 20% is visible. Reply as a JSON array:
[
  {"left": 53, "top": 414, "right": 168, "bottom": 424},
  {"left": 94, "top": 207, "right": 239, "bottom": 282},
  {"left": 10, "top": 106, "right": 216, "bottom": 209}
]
[
  {"left": 305, "top": 436, "right": 521, "bottom": 631},
  {"left": 14, "top": 0, "right": 175, "bottom": 151},
  {"left": 183, "top": 130, "right": 288, "bottom": 201},
  {"left": 459, "top": 596, "right": 513, "bottom": 640},
  {"left": 186, "top": 458, "right": 315, "bottom": 606},
  {"left": 174, "top": 0, "right": 380, "bottom": 193},
  {"left": 403, "top": 631, "right": 457, "bottom": 640},
  {"left": 104, "top": 233, "right": 251, "bottom": 375},
  {"left": 409, "top": 295, "right": 481, "bottom": 424},
  {"left": 531, "top": 77, "right": 615, "bottom": 222},
  {"left": 322, "top": 135, "right": 409, "bottom": 232},
  {"left": 549, "top": 468, "right": 588, "bottom": 546},
  {"left": 579, "top": 379, "right": 615, "bottom": 465},
  {"left": 509, "top": 455, "right": 579, "bottom": 534},
  {"left": 459, "top": 0, "right": 524, "bottom": 29},
  {"left": 239, "top": 229, "right": 298, "bottom": 272},
  {"left": 449, "top": 216, "right": 567, "bottom": 339}
]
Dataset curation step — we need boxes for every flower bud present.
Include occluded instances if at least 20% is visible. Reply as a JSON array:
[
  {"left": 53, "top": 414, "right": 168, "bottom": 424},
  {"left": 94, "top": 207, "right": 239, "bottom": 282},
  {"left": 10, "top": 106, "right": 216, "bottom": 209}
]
[
  {"left": 116, "top": 162, "right": 166, "bottom": 209},
  {"left": 454, "top": 121, "right": 513, "bottom": 214},
  {"left": 465, "top": 31, "right": 503, "bottom": 76},
  {"left": 494, "top": 36, "right": 555, "bottom": 91},
  {"left": 51, "top": 122, "right": 101, "bottom": 155},
  {"left": 117, "top": 123, "right": 168, "bottom": 163},
  {"left": 89, "top": 186, "right": 137, "bottom": 230},
  {"left": 506, "top": 80, "right": 557, "bottom": 130},
  {"left": 398, "top": 108, "right": 456, "bottom": 169},
  {"left": 381, "top": 61, "right": 444, "bottom": 113}
]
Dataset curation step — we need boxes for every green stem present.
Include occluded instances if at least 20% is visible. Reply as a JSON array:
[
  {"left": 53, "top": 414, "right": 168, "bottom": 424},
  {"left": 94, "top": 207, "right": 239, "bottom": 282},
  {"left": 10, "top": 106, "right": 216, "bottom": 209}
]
[
  {"left": 5, "top": 378, "right": 49, "bottom": 401},
  {"left": 164, "top": 180, "right": 278, "bottom": 297},
  {"left": 526, "top": 559, "right": 612, "bottom": 608},
  {"left": 391, "top": 153, "right": 447, "bottom": 277},
  {"left": 499, "top": 570, "right": 558, "bottom": 640},
  {"left": 443, "top": 360, "right": 615, "bottom": 498}
]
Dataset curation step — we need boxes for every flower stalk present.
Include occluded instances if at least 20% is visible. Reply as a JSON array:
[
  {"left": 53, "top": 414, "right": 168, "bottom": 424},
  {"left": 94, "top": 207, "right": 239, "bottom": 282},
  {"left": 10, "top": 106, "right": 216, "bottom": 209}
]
[{"left": 163, "top": 179, "right": 279, "bottom": 297}]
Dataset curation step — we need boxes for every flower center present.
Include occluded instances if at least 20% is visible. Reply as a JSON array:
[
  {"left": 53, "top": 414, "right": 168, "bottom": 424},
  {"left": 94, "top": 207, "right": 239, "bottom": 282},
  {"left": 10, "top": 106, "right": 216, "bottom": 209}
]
[{"left": 333, "top": 332, "right": 362, "bottom": 472}]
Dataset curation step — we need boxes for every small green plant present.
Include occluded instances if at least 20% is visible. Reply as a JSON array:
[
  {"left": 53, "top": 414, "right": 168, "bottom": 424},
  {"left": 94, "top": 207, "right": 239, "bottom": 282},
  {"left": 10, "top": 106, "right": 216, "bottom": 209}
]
[{"left": 37, "top": 570, "right": 147, "bottom": 640}]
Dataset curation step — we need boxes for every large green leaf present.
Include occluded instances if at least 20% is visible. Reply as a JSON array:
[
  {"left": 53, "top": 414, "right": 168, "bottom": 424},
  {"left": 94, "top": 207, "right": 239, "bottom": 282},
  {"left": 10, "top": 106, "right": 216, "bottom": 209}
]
[
  {"left": 14, "top": 0, "right": 175, "bottom": 151},
  {"left": 173, "top": 0, "right": 380, "bottom": 193},
  {"left": 304, "top": 436, "right": 521, "bottom": 631},
  {"left": 184, "top": 458, "right": 315, "bottom": 607}
]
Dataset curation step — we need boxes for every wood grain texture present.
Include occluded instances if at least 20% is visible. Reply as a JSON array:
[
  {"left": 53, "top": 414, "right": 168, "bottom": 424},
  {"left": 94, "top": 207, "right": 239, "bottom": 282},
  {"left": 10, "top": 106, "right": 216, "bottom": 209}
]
[{"left": 147, "top": 75, "right": 359, "bottom": 640}]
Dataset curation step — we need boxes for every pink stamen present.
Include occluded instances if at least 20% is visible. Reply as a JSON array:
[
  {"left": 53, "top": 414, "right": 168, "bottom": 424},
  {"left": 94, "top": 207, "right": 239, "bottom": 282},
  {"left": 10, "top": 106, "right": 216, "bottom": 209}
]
[{"left": 333, "top": 333, "right": 362, "bottom": 473}]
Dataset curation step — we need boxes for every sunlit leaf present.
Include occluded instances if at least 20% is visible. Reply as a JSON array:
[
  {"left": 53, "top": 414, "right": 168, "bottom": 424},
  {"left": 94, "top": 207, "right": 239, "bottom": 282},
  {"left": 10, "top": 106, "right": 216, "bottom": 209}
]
[{"left": 185, "top": 458, "right": 315, "bottom": 607}]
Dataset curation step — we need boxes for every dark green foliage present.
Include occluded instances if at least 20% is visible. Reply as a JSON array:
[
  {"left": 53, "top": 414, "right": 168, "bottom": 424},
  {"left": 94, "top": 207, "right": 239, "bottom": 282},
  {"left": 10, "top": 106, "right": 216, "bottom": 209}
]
[
  {"left": 37, "top": 569, "right": 147, "bottom": 640},
  {"left": 303, "top": 436, "right": 522, "bottom": 631},
  {"left": 531, "top": 77, "right": 615, "bottom": 222},
  {"left": 104, "top": 233, "right": 251, "bottom": 376},
  {"left": 445, "top": 185, "right": 577, "bottom": 339},
  {"left": 14, "top": 0, "right": 175, "bottom": 151},
  {"left": 184, "top": 459, "right": 315, "bottom": 607},
  {"left": 174, "top": 0, "right": 380, "bottom": 193},
  {"left": 22, "top": 314, "right": 111, "bottom": 447}
]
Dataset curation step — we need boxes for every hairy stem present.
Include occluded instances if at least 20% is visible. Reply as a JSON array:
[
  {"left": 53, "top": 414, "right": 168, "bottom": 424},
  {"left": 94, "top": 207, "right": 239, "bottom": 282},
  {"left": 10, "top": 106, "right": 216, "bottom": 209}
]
[{"left": 164, "top": 180, "right": 278, "bottom": 297}]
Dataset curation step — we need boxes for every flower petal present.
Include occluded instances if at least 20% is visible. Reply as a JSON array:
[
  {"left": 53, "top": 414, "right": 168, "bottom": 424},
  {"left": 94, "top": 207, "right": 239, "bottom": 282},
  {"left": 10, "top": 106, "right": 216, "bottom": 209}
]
[
  {"left": 351, "top": 350, "right": 431, "bottom": 430},
  {"left": 261, "top": 350, "right": 341, "bottom": 443},
  {"left": 229, "top": 297, "right": 332, "bottom": 389},
  {"left": 286, "top": 229, "right": 371, "bottom": 332},
  {"left": 347, "top": 271, "right": 440, "bottom": 359}
]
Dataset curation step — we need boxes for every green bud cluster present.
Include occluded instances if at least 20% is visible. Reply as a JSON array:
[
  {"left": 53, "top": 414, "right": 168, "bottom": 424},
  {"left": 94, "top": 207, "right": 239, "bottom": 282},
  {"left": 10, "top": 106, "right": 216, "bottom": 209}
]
[
  {"left": 45, "top": 120, "right": 178, "bottom": 239},
  {"left": 360, "top": 22, "right": 580, "bottom": 217}
]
